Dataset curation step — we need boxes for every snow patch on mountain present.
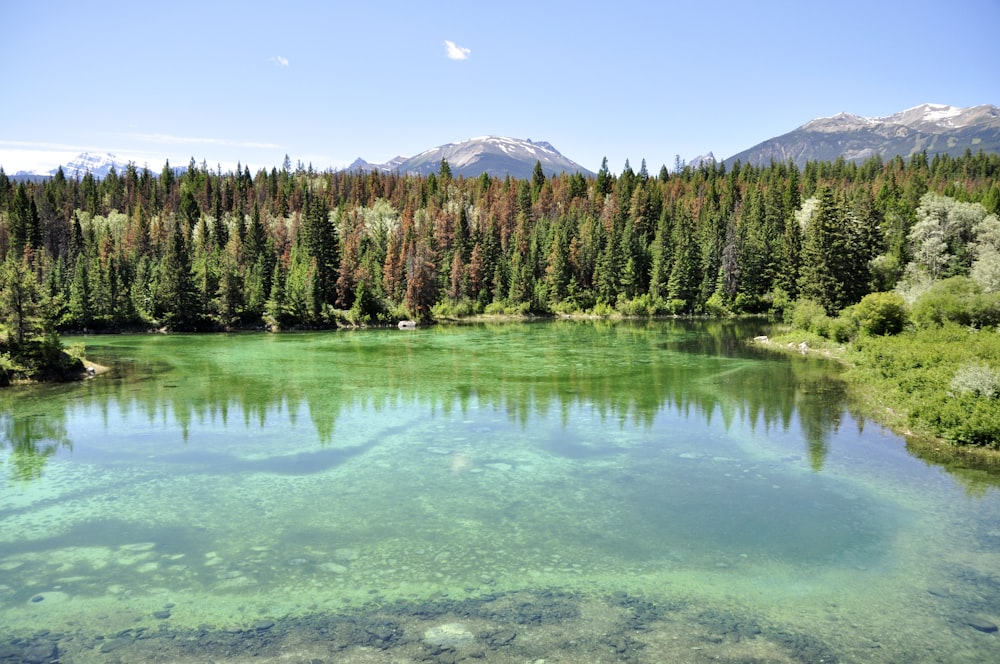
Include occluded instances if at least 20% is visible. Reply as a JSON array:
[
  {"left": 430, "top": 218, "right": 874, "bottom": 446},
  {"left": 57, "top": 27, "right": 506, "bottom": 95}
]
[
  {"left": 348, "top": 136, "right": 594, "bottom": 179},
  {"left": 725, "top": 102, "right": 1000, "bottom": 169},
  {"left": 11, "top": 152, "right": 133, "bottom": 180},
  {"left": 802, "top": 104, "right": 999, "bottom": 134},
  {"left": 60, "top": 152, "right": 130, "bottom": 179}
]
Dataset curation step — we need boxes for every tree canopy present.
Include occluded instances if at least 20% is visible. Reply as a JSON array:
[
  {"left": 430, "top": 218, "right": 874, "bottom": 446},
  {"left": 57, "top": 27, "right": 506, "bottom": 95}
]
[{"left": 0, "top": 150, "right": 998, "bottom": 333}]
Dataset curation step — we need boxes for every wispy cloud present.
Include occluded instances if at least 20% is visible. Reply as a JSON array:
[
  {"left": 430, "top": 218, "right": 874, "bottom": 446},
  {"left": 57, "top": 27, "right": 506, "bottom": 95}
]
[
  {"left": 128, "top": 133, "right": 279, "bottom": 149},
  {"left": 272, "top": 55, "right": 289, "bottom": 67},
  {"left": 444, "top": 40, "right": 471, "bottom": 61}
]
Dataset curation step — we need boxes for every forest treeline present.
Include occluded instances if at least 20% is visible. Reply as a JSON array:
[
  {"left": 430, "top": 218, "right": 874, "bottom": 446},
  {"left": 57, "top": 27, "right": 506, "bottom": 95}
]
[{"left": 2, "top": 150, "right": 1000, "bottom": 340}]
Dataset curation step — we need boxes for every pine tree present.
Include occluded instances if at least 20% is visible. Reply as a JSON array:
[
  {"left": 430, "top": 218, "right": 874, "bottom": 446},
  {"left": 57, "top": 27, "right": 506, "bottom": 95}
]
[
  {"left": 798, "top": 187, "right": 847, "bottom": 313},
  {"left": 156, "top": 219, "right": 199, "bottom": 329},
  {"left": 67, "top": 257, "right": 93, "bottom": 328},
  {"left": 667, "top": 207, "right": 701, "bottom": 310},
  {"left": 301, "top": 191, "right": 338, "bottom": 310},
  {"left": 648, "top": 207, "right": 674, "bottom": 300},
  {"left": 9, "top": 183, "right": 41, "bottom": 257},
  {"left": 0, "top": 255, "right": 42, "bottom": 345}
]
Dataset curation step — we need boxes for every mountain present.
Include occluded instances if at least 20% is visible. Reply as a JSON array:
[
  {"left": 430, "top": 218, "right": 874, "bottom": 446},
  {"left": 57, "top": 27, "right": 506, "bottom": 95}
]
[
  {"left": 12, "top": 152, "right": 132, "bottom": 180},
  {"left": 346, "top": 136, "right": 595, "bottom": 179},
  {"left": 59, "top": 152, "right": 131, "bottom": 179},
  {"left": 344, "top": 155, "right": 407, "bottom": 173},
  {"left": 725, "top": 103, "right": 1000, "bottom": 168},
  {"left": 688, "top": 152, "right": 717, "bottom": 169}
]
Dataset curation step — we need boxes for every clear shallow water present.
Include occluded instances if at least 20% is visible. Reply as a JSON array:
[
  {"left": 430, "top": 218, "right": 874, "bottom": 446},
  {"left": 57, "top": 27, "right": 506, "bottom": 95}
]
[{"left": 1, "top": 320, "right": 998, "bottom": 662}]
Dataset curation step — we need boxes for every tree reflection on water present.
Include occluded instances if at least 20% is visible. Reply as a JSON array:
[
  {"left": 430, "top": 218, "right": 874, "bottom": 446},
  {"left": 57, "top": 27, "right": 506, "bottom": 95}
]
[{"left": 3, "top": 320, "right": 993, "bottom": 489}]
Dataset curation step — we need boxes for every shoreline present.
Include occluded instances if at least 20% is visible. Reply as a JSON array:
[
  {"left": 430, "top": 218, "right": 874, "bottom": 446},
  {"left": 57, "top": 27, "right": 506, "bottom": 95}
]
[{"left": 750, "top": 334, "right": 1000, "bottom": 469}]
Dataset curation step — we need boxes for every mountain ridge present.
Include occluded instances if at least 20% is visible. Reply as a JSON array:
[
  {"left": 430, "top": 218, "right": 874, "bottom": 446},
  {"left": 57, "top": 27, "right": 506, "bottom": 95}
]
[
  {"left": 724, "top": 103, "right": 1000, "bottom": 168},
  {"left": 10, "top": 136, "right": 594, "bottom": 181},
  {"left": 11, "top": 152, "right": 133, "bottom": 181},
  {"left": 346, "top": 136, "right": 595, "bottom": 179}
]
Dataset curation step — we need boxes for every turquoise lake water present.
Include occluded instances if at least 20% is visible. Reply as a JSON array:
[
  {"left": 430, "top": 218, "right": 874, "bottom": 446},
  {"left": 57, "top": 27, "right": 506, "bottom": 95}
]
[{"left": 1, "top": 320, "right": 998, "bottom": 662}]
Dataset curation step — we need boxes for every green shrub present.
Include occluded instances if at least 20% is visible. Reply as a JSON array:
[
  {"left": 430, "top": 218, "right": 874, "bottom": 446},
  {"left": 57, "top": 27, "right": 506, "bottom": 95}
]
[
  {"left": 483, "top": 301, "right": 508, "bottom": 315},
  {"left": 911, "top": 276, "right": 1000, "bottom": 328},
  {"left": 848, "top": 322, "right": 1000, "bottom": 447},
  {"left": 666, "top": 299, "right": 688, "bottom": 314},
  {"left": 616, "top": 294, "right": 675, "bottom": 317},
  {"left": 951, "top": 362, "right": 1000, "bottom": 398},
  {"left": 788, "top": 298, "right": 827, "bottom": 331},
  {"left": 589, "top": 302, "right": 616, "bottom": 317},
  {"left": 703, "top": 293, "right": 730, "bottom": 317},
  {"left": 828, "top": 315, "right": 857, "bottom": 343},
  {"left": 766, "top": 287, "right": 793, "bottom": 318},
  {"left": 733, "top": 291, "right": 767, "bottom": 314},
  {"left": 854, "top": 291, "right": 908, "bottom": 336},
  {"left": 430, "top": 298, "right": 476, "bottom": 319},
  {"left": 921, "top": 392, "right": 1000, "bottom": 447}
]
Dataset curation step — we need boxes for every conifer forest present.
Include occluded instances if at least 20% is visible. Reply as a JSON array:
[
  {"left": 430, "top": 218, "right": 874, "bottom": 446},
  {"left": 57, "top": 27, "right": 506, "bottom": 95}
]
[{"left": 3, "top": 151, "right": 998, "bottom": 335}]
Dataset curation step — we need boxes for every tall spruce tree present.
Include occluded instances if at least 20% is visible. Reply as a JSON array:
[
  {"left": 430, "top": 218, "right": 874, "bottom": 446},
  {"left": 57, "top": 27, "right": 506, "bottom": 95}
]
[
  {"left": 156, "top": 219, "right": 198, "bottom": 329},
  {"left": 798, "top": 187, "right": 848, "bottom": 313}
]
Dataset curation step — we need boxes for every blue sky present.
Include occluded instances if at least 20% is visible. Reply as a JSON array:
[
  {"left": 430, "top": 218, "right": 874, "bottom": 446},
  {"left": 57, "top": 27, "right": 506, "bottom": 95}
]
[{"left": 2, "top": 0, "right": 998, "bottom": 175}]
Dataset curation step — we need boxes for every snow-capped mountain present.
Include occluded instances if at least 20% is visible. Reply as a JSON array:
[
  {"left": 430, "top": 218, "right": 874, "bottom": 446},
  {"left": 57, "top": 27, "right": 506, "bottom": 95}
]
[
  {"left": 347, "top": 136, "right": 595, "bottom": 179},
  {"left": 726, "top": 103, "right": 1000, "bottom": 168},
  {"left": 59, "top": 152, "right": 131, "bottom": 179},
  {"left": 344, "top": 155, "right": 407, "bottom": 173},
  {"left": 688, "top": 152, "right": 717, "bottom": 169},
  {"left": 12, "top": 152, "right": 132, "bottom": 180},
  {"left": 878, "top": 103, "right": 999, "bottom": 132}
]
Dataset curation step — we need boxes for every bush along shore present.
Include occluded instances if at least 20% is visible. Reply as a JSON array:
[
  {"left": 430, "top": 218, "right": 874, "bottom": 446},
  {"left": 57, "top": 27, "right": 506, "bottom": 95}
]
[
  {"left": 754, "top": 282, "right": 1000, "bottom": 463},
  {"left": 0, "top": 335, "right": 95, "bottom": 387}
]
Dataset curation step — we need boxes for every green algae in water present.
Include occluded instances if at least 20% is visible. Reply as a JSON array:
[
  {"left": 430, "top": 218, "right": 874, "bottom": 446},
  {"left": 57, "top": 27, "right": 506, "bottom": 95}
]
[{"left": 1, "top": 320, "right": 999, "bottom": 662}]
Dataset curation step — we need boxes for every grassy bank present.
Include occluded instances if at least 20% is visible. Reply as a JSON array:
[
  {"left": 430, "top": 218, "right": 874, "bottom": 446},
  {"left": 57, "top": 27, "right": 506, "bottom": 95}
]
[{"left": 757, "top": 322, "right": 1000, "bottom": 468}]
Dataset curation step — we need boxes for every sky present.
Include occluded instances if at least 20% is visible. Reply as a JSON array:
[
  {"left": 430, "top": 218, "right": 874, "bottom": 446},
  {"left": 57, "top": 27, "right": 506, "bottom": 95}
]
[{"left": 2, "top": 0, "right": 998, "bottom": 176}]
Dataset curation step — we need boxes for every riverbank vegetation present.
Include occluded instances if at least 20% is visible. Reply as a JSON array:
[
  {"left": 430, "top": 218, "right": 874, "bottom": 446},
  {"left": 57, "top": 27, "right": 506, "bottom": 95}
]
[
  {"left": 764, "top": 277, "right": 1000, "bottom": 451},
  {"left": 1, "top": 150, "right": 998, "bottom": 445}
]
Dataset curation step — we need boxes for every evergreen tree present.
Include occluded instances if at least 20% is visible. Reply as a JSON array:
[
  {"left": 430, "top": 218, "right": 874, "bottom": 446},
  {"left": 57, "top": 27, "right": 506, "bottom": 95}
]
[
  {"left": 8, "top": 183, "right": 41, "bottom": 256},
  {"left": 595, "top": 157, "right": 612, "bottom": 197},
  {"left": 438, "top": 158, "right": 453, "bottom": 182},
  {"left": 156, "top": 219, "right": 199, "bottom": 329},
  {"left": 798, "top": 187, "right": 850, "bottom": 313},
  {"left": 648, "top": 207, "right": 674, "bottom": 300},
  {"left": 667, "top": 207, "right": 701, "bottom": 310},
  {"left": 775, "top": 207, "right": 802, "bottom": 300},
  {"left": 67, "top": 257, "right": 93, "bottom": 328},
  {"left": 0, "top": 255, "right": 43, "bottom": 345},
  {"left": 301, "top": 191, "right": 338, "bottom": 310}
]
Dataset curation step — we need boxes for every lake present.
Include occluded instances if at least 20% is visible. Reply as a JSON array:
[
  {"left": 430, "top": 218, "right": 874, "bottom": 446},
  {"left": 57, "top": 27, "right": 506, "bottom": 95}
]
[{"left": 1, "top": 320, "right": 998, "bottom": 662}]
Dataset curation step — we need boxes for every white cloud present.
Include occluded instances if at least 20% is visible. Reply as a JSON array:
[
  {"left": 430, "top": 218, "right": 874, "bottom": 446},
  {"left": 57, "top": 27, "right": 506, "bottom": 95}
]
[
  {"left": 444, "top": 40, "right": 471, "bottom": 61},
  {"left": 275, "top": 56, "right": 289, "bottom": 67}
]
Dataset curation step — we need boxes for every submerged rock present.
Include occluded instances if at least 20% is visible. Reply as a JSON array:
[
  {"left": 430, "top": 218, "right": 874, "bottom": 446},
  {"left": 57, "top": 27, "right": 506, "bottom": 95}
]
[
  {"left": 967, "top": 614, "right": 998, "bottom": 632},
  {"left": 423, "top": 622, "right": 475, "bottom": 648}
]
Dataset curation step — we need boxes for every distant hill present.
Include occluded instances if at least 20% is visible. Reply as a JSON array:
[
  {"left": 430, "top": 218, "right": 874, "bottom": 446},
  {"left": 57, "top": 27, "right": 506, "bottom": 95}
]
[
  {"left": 346, "top": 136, "right": 595, "bottom": 179},
  {"left": 724, "top": 103, "right": 1000, "bottom": 168}
]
